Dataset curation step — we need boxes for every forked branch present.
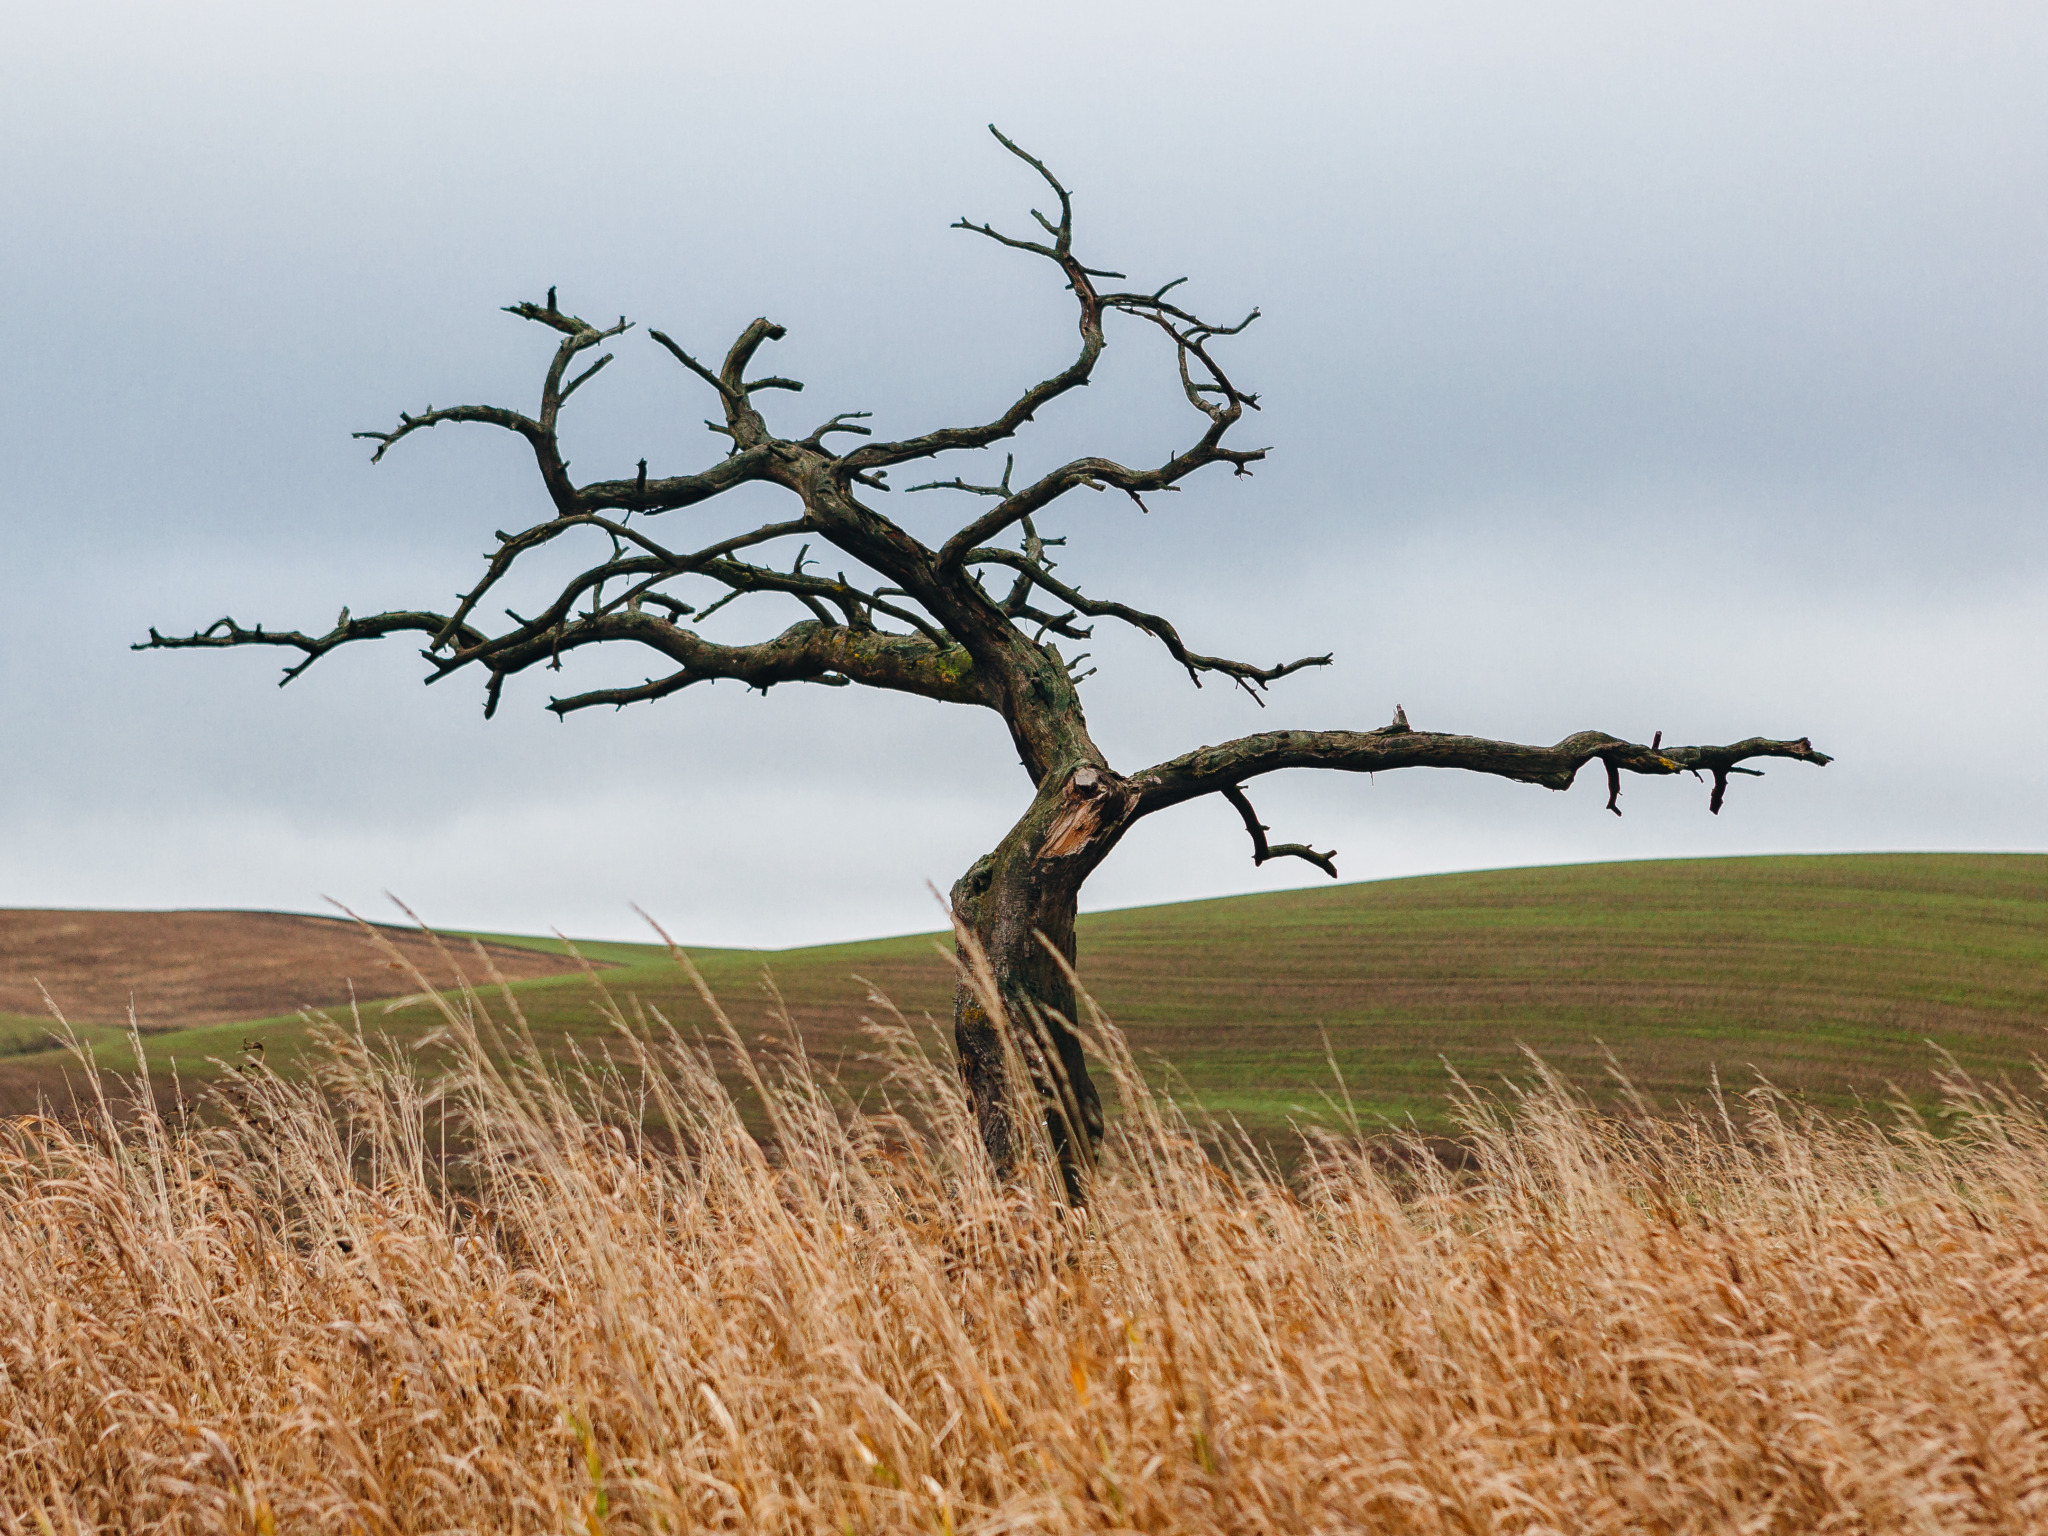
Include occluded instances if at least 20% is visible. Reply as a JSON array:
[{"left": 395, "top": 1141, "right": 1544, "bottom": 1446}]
[
  {"left": 838, "top": 125, "right": 1151, "bottom": 478},
  {"left": 1221, "top": 784, "right": 1338, "bottom": 878},
  {"left": 966, "top": 545, "right": 1328, "bottom": 698}
]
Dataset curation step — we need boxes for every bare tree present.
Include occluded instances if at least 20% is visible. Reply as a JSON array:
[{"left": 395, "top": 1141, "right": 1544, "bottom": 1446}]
[{"left": 141, "top": 129, "right": 1829, "bottom": 1188}]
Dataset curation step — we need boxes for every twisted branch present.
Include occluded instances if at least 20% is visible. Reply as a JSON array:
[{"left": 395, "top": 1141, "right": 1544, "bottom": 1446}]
[{"left": 838, "top": 127, "right": 1111, "bottom": 476}]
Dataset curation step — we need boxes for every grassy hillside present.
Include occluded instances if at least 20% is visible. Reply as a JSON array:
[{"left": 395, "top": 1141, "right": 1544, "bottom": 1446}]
[{"left": 6, "top": 853, "right": 2044, "bottom": 1131}]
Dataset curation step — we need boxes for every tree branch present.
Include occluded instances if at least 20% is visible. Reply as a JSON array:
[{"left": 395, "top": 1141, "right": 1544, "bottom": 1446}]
[
  {"left": 1131, "top": 708, "right": 1831, "bottom": 818},
  {"left": 801, "top": 411, "right": 874, "bottom": 450},
  {"left": 445, "top": 543, "right": 953, "bottom": 678},
  {"left": 647, "top": 327, "right": 737, "bottom": 402},
  {"left": 719, "top": 317, "right": 789, "bottom": 399},
  {"left": 537, "top": 615, "right": 987, "bottom": 715},
  {"left": 429, "top": 515, "right": 810, "bottom": 653},
  {"left": 133, "top": 611, "right": 481, "bottom": 686},
  {"left": 964, "top": 546, "right": 1328, "bottom": 698},
  {"left": 353, "top": 404, "right": 547, "bottom": 466},
  {"left": 927, "top": 298, "right": 1268, "bottom": 569},
  {"left": 573, "top": 444, "right": 780, "bottom": 515},
  {"left": 356, "top": 314, "right": 779, "bottom": 517},
  {"left": 354, "top": 295, "right": 801, "bottom": 521},
  {"left": 1221, "top": 784, "right": 1338, "bottom": 878},
  {"left": 659, "top": 314, "right": 796, "bottom": 452},
  {"left": 838, "top": 128, "right": 1108, "bottom": 475}
]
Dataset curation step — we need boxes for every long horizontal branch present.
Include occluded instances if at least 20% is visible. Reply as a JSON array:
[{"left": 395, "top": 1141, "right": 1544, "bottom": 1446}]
[
  {"left": 133, "top": 611, "right": 484, "bottom": 685},
  {"left": 139, "top": 601, "right": 990, "bottom": 719},
  {"left": 441, "top": 537, "right": 934, "bottom": 671},
  {"left": 1131, "top": 712, "right": 1831, "bottom": 819},
  {"left": 538, "top": 615, "right": 989, "bottom": 715}
]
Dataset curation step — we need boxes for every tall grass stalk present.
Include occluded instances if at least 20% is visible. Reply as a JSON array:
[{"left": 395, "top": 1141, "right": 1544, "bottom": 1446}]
[{"left": 5, "top": 938, "right": 2048, "bottom": 1533}]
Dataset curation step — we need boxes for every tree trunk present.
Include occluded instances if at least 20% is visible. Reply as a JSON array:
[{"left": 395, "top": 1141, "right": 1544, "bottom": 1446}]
[{"left": 950, "top": 764, "right": 1131, "bottom": 1197}]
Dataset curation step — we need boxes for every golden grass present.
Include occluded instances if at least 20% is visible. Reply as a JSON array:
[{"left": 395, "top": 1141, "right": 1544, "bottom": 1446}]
[{"left": 6, "top": 938, "right": 2048, "bottom": 1534}]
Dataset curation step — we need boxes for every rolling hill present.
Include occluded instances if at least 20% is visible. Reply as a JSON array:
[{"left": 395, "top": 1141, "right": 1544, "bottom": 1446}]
[{"left": 3, "top": 853, "right": 2042, "bottom": 1131}]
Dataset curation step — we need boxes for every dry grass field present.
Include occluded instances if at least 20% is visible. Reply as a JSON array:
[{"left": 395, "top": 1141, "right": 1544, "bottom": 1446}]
[{"left": 6, "top": 942, "right": 2048, "bottom": 1533}]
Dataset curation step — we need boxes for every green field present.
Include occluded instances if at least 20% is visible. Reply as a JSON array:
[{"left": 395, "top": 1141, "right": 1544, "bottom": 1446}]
[{"left": 5, "top": 853, "right": 2044, "bottom": 1133}]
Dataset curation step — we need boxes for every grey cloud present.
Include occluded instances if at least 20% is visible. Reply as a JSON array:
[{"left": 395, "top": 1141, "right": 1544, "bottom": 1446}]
[{"left": 2, "top": 1, "right": 2041, "bottom": 942}]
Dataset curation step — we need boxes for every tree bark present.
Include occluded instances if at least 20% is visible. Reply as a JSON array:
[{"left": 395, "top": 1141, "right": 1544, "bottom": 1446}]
[{"left": 950, "top": 763, "right": 1132, "bottom": 1197}]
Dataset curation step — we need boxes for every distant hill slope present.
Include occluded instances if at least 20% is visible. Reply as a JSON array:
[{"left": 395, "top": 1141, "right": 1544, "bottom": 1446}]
[
  {"left": 4, "top": 854, "right": 2043, "bottom": 1130},
  {"left": 0, "top": 909, "right": 588, "bottom": 1030}
]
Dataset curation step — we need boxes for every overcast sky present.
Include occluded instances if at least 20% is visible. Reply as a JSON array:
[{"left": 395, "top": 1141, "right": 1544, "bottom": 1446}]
[{"left": 2, "top": 1, "right": 2042, "bottom": 946}]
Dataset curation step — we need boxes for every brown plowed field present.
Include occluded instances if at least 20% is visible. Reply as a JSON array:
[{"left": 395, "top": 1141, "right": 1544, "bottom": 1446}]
[{"left": 0, "top": 909, "right": 589, "bottom": 1029}]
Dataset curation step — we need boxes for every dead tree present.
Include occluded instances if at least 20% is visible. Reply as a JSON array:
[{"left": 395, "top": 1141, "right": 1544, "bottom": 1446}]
[{"left": 140, "top": 129, "right": 1829, "bottom": 1189}]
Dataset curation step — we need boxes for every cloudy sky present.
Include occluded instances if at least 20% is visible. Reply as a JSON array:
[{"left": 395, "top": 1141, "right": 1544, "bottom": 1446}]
[{"left": 2, "top": 1, "right": 2041, "bottom": 946}]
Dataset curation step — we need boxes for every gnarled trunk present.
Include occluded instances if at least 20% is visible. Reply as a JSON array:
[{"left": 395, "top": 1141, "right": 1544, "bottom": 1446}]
[{"left": 950, "top": 763, "right": 1132, "bottom": 1196}]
